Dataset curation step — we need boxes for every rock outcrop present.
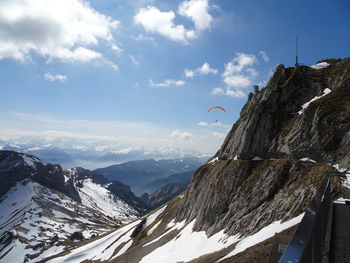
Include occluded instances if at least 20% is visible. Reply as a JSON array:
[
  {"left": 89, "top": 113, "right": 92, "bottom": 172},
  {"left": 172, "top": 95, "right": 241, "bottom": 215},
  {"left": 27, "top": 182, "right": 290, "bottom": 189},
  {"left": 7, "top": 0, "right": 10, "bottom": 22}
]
[
  {"left": 0, "top": 151, "right": 65, "bottom": 198},
  {"left": 215, "top": 59, "right": 350, "bottom": 168},
  {"left": 142, "top": 182, "right": 187, "bottom": 209}
]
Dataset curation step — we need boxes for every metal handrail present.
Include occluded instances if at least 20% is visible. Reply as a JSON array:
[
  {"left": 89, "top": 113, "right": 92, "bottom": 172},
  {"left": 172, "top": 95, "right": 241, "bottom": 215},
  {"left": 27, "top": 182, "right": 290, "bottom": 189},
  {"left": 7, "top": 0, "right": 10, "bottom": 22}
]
[{"left": 278, "top": 175, "right": 331, "bottom": 263}]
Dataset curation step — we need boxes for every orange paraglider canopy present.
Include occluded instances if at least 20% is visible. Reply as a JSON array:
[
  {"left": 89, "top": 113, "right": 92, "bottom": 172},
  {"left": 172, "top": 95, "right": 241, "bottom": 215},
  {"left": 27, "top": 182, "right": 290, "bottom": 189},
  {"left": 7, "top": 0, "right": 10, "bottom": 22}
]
[{"left": 208, "top": 106, "right": 226, "bottom": 112}]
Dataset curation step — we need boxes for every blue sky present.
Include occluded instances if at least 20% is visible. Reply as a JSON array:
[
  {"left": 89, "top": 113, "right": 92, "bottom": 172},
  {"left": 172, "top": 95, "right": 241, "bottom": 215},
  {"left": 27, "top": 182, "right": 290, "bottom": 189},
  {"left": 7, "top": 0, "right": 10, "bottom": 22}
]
[{"left": 0, "top": 0, "right": 349, "bottom": 155}]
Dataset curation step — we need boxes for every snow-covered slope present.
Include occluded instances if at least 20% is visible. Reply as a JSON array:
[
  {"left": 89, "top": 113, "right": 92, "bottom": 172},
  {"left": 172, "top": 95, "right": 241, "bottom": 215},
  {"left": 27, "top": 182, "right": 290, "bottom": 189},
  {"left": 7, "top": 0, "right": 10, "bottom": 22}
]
[
  {"left": 64, "top": 167, "right": 142, "bottom": 219},
  {"left": 75, "top": 178, "right": 138, "bottom": 219},
  {"left": 0, "top": 179, "right": 116, "bottom": 263},
  {"left": 0, "top": 151, "right": 143, "bottom": 263},
  {"left": 20, "top": 199, "right": 302, "bottom": 263}
]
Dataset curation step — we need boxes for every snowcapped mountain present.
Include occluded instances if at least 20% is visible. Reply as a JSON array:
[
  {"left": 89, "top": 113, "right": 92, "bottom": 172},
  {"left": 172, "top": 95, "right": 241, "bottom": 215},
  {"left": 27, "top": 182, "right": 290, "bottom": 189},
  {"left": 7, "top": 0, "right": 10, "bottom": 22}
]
[
  {"left": 0, "top": 151, "right": 145, "bottom": 262},
  {"left": 0, "top": 141, "right": 210, "bottom": 170},
  {"left": 64, "top": 167, "right": 147, "bottom": 217},
  {"left": 0, "top": 179, "right": 118, "bottom": 262}
]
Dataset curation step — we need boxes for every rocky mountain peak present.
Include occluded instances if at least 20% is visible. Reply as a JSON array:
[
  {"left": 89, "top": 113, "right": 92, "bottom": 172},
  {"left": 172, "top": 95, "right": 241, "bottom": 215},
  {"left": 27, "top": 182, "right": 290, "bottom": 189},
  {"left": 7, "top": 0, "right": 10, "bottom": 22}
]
[
  {"left": 0, "top": 150, "right": 65, "bottom": 198},
  {"left": 215, "top": 58, "right": 350, "bottom": 168}
]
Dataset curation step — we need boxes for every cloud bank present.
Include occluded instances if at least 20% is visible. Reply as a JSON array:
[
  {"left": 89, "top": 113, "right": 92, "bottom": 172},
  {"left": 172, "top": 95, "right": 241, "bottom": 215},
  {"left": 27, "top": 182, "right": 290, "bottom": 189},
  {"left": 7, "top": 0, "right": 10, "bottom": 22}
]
[
  {"left": 134, "top": 0, "right": 213, "bottom": 44},
  {"left": 0, "top": 0, "right": 119, "bottom": 63}
]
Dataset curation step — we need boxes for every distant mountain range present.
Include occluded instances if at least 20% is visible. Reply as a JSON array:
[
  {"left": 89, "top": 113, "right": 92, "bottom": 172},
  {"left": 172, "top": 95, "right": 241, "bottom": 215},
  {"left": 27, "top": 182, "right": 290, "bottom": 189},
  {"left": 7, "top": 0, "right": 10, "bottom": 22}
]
[
  {"left": 0, "top": 141, "right": 210, "bottom": 170},
  {"left": 94, "top": 157, "right": 205, "bottom": 195}
]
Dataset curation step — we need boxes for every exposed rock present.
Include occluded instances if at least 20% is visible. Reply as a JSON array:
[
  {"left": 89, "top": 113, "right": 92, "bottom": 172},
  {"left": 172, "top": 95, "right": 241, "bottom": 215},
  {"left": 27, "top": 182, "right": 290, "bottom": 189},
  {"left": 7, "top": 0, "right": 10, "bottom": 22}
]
[
  {"left": 175, "top": 58, "right": 350, "bottom": 237},
  {"left": 0, "top": 151, "right": 65, "bottom": 198},
  {"left": 130, "top": 218, "right": 146, "bottom": 238},
  {"left": 176, "top": 159, "right": 340, "bottom": 236},
  {"left": 50, "top": 234, "right": 59, "bottom": 244},
  {"left": 70, "top": 231, "right": 84, "bottom": 241},
  {"left": 145, "top": 183, "right": 187, "bottom": 209},
  {"left": 215, "top": 58, "right": 350, "bottom": 168},
  {"left": 0, "top": 232, "right": 13, "bottom": 250}
]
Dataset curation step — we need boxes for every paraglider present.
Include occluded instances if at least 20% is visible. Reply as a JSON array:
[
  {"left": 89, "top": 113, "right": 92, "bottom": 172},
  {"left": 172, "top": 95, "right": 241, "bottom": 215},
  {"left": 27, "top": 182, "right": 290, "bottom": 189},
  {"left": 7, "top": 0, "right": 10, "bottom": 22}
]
[{"left": 208, "top": 106, "right": 226, "bottom": 112}]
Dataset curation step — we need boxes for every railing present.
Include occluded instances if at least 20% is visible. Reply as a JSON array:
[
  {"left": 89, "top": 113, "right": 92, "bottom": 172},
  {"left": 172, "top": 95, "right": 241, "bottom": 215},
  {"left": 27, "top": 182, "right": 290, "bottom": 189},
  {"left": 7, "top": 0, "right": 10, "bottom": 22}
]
[{"left": 278, "top": 175, "right": 331, "bottom": 263}]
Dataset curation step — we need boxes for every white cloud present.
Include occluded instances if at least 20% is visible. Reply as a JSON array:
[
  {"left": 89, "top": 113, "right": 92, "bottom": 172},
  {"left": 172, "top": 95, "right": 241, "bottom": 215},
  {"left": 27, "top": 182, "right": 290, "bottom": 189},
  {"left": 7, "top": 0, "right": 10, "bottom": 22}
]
[
  {"left": 132, "top": 34, "right": 158, "bottom": 46},
  {"left": 211, "top": 87, "right": 225, "bottom": 95},
  {"left": 104, "top": 60, "right": 119, "bottom": 71},
  {"left": 211, "top": 87, "right": 245, "bottom": 98},
  {"left": 198, "top": 121, "right": 230, "bottom": 128},
  {"left": 130, "top": 55, "right": 140, "bottom": 66},
  {"left": 134, "top": 0, "right": 213, "bottom": 44},
  {"left": 185, "top": 62, "right": 218, "bottom": 78},
  {"left": 259, "top": 51, "right": 270, "bottom": 62},
  {"left": 212, "top": 131, "right": 225, "bottom": 139},
  {"left": 134, "top": 6, "right": 195, "bottom": 44},
  {"left": 184, "top": 69, "right": 195, "bottom": 78},
  {"left": 149, "top": 79, "right": 186, "bottom": 87},
  {"left": 0, "top": 0, "right": 119, "bottom": 63},
  {"left": 44, "top": 73, "right": 67, "bottom": 82},
  {"left": 198, "top": 62, "right": 218, "bottom": 74},
  {"left": 178, "top": 0, "right": 213, "bottom": 32},
  {"left": 170, "top": 129, "right": 193, "bottom": 140},
  {"left": 213, "top": 53, "right": 258, "bottom": 98}
]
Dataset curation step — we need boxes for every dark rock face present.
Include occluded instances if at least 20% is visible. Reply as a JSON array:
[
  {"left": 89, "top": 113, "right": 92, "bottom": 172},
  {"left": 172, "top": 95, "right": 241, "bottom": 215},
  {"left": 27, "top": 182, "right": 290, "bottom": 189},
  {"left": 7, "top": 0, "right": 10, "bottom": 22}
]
[
  {"left": 145, "top": 183, "right": 187, "bottom": 209},
  {"left": 107, "top": 181, "right": 149, "bottom": 213},
  {"left": 0, "top": 151, "right": 65, "bottom": 198},
  {"left": 70, "top": 231, "right": 84, "bottom": 241},
  {"left": 176, "top": 159, "right": 337, "bottom": 236},
  {"left": 174, "top": 58, "right": 350, "bottom": 237},
  {"left": 215, "top": 59, "right": 350, "bottom": 168},
  {"left": 130, "top": 218, "right": 147, "bottom": 238}
]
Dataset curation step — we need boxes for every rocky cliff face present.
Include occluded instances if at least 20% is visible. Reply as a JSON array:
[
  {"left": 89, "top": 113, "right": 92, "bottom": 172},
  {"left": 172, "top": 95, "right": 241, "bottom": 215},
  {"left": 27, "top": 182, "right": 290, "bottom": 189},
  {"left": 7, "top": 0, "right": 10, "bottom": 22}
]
[
  {"left": 142, "top": 182, "right": 187, "bottom": 209},
  {"left": 175, "top": 58, "right": 350, "bottom": 237},
  {"left": 216, "top": 58, "right": 350, "bottom": 167},
  {"left": 0, "top": 151, "right": 66, "bottom": 198},
  {"left": 104, "top": 58, "right": 349, "bottom": 263}
]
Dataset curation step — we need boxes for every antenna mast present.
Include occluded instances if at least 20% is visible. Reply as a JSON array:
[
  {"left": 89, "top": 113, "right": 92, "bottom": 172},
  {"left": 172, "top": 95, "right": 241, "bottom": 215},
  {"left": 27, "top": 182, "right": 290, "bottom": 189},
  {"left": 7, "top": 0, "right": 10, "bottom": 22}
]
[{"left": 295, "top": 36, "right": 299, "bottom": 66}]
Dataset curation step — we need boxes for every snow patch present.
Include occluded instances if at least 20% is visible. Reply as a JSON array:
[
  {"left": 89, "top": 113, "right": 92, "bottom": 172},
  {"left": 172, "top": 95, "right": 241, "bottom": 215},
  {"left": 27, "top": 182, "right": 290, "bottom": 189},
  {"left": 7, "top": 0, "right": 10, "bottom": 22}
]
[
  {"left": 208, "top": 157, "right": 219, "bottom": 164},
  {"left": 298, "top": 88, "right": 331, "bottom": 114},
  {"left": 144, "top": 205, "right": 167, "bottom": 229},
  {"left": 147, "top": 220, "right": 162, "bottom": 235},
  {"left": 252, "top": 156, "right": 262, "bottom": 161},
  {"left": 300, "top": 157, "right": 317, "bottom": 163},
  {"left": 113, "top": 239, "right": 133, "bottom": 259},
  {"left": 219, "top": 213, "right": 304, "bottom": 261},
  {"left": 140, "top": 220, "right": 240, "bottom": 263},
  {"left": 334, "top": 198, "right": 350, "bottom": 204},
  {"left": 47, "top": 220, "right": 141, "bottom": 263},
  {"left": 20, "top": 154, "right": 39, "bottom": 169},
  {"left": 310, "top": 62, "right": 330, "bottom": 69}
]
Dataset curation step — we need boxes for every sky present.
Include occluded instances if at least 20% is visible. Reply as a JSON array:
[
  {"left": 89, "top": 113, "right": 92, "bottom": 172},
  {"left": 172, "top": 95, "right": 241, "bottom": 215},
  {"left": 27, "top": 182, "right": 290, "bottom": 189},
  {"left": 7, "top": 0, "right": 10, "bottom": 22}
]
[{"left": 0, "top": 0, "right": 349, "bottom": 155}]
